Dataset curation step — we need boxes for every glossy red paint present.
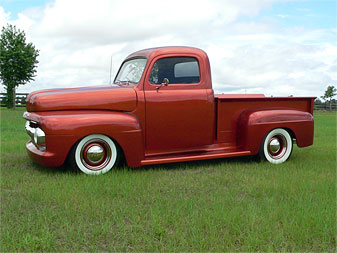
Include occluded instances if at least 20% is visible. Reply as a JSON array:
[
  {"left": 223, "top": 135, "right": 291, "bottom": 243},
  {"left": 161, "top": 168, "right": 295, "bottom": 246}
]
[
  {"left": 24, "top": 46, "right": 315, "bottom": 169},
  {"left": 216, "top": 98, "right": 314, "bottom": 146},
  {"left": 237, "top": 109, "right": 314, "bottom": 154},
  {"left": 27, "top": 85, "right": 137, "bottom": 112},
  {"left": 26, "top": 136, "right": 77, "bottom": 167},
  {"left": 141, "top": 48, "right": 215, "bottom": 151},
  {"left": 23, "top": 110, "right": 144, "bottom": 167}
]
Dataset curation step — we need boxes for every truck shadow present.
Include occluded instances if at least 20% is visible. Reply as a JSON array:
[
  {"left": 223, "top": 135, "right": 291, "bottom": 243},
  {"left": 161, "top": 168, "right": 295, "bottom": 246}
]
[
  {"left": 31, "top": 162, "right": 73, "bottom": 175},
  {"left": 31, "top": 155, "right": 260, "bottom": 175}
]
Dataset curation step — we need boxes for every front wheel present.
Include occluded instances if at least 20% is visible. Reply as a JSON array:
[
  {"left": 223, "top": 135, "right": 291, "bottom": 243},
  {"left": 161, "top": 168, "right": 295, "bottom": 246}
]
[
  {"left": 69, "top": 134, "right": 119, "bottom": 175},
  {"left": 259, "top": 128, "right": 293, "bottom": 164}
]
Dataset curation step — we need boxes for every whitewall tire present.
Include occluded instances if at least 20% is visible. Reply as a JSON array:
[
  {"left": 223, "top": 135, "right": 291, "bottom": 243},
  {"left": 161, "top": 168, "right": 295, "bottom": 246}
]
[
  {"left": 260, "top": 128, "right": 293, "bottom": 164},
  {"left": 70, "top": 134, "right": 118, "bottom": 175}
]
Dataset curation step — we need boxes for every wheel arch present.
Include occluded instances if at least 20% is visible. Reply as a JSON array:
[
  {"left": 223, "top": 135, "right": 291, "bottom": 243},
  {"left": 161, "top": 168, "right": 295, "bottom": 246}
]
[
  {"left": 283, "top": 127, "right": 296, "bottom": 140},
  {"left": 37, "top": 110, "right": 144, "bottom": 168},
  {"left": 237, "top": 109, "right": 314, "bottom": 154}
]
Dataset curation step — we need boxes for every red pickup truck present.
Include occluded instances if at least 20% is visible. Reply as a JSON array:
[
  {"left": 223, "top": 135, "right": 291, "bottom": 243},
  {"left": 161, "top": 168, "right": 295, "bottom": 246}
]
[{"left": 23, "top": 47, "right": 315, "bottom": 175}]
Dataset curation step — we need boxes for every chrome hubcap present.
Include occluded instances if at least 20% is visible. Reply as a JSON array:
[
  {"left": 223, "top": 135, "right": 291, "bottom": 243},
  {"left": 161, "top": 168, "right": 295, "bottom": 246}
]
[
  {"left": 267, "top": 134, "right": 287, "bottom": 159},
  {"left": 80, "top": 139, "right": 112, "bottom": 170},
  {"left": 269, "top": 138, "right": 280, "bottom": 153},
  {"left": 86, "top": 145, "right": 105, "bottom": 164}
]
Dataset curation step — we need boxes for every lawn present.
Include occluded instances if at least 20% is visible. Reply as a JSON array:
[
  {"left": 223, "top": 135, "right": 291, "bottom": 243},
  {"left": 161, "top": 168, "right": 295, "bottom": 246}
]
[{"left": 1, "top": 108, "right": 336, "bottom": 251}]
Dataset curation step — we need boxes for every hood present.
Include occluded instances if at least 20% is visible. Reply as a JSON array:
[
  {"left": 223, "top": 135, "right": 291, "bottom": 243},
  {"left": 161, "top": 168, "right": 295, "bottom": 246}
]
[{"left": 26, "top": 85, "right": 137, "bottom": 112}]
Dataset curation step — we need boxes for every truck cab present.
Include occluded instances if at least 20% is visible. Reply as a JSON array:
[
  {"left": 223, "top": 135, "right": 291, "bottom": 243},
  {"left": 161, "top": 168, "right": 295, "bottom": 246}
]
[{"left": 24, "top": 46, "right": 315, "bottom": 174}]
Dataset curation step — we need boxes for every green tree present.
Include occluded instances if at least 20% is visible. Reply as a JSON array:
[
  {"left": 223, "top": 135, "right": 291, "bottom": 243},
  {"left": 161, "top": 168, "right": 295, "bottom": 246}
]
[
  {"left": 0, "top": 24, "right": 39, "bottom": 109},
  {"left": 321, "top": 85, "right": 337, "bottom": 111}
]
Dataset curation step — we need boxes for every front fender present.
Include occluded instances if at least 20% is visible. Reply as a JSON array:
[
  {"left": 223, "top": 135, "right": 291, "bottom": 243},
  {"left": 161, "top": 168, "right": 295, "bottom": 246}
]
[
  {"left": 237, "top": 109, "right": 314, "bottom": 155},
  {"left": 23, "top": 110, "right": 144, "bottom": 167}
]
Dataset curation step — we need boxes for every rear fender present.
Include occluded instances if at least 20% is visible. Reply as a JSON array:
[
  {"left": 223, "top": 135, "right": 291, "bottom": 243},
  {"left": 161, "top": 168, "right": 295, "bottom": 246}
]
[
  {"left": 24, "top": 111, "right": 144, "bottom": 167},
  {"left": 237, "top": 109, "right": 314, "bottom": 155}
]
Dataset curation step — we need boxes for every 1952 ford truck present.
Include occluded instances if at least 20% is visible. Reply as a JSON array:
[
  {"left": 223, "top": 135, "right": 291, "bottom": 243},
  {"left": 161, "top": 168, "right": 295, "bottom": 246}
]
[{"left": 23, "top": 47, "right": 315, "bottom": 174}]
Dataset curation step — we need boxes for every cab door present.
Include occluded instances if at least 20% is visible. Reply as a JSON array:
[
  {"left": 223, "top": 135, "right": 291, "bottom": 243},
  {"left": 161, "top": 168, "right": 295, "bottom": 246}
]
[{"left": 144, "top": 55, "right": 214, "bottom": 153}]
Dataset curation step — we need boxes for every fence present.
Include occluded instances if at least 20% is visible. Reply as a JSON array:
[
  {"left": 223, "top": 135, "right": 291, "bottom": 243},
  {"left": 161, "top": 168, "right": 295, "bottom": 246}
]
[
  {"left": 0, "top": 93, "right": 29, "bottom": 107},
  {"left": 314, "top": 103, "right": 337, "bottom": 111}
]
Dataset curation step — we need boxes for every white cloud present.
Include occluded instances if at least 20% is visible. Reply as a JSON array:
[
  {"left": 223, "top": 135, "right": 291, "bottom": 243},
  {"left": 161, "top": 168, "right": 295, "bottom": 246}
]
[
  {"left": 208, "top": 35, "right": 337, "bottom": 96},
  {"left": 0, "top": 6, "right": 10, "bottom": 27},
  {"left": 277, "top": 14, "right": 289, "bottom": 18},
  {"left": 0, "top": 0, "right": 336, "bottom": 98}
]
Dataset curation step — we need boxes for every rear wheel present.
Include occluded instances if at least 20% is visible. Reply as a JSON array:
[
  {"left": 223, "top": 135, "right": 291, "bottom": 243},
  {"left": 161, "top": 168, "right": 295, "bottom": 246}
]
[
  {"left": 69, "top": 134, "right": 119, "bottom": 175},
  {"left": 259, "top": 128, "right": 293, "bottom": 164}
]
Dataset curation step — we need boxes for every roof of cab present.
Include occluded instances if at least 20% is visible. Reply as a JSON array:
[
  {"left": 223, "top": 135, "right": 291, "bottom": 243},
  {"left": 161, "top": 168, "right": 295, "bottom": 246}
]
[{"left": 125, "top": 46, "right": 208, "bottom": 60}]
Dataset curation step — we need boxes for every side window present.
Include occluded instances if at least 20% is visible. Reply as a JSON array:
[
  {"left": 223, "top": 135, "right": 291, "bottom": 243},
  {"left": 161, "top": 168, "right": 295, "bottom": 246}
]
[{"left": 149, "top": 57, "right": 200, "bottom": 84}]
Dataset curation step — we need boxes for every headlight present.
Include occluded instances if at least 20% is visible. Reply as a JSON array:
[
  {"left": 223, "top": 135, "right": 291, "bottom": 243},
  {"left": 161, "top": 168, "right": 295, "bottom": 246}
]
[{"left": 34, "top": 127, "right": 46, "bottom": 146}]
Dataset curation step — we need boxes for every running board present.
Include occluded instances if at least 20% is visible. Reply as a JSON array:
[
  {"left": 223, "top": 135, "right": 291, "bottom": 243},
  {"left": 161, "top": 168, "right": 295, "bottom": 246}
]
[{"left": 141, "top": 150, "right": 251, "bottom": 166}]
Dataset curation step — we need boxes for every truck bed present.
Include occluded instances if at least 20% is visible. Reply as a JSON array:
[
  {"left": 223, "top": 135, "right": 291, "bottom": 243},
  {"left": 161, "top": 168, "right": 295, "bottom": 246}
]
[{"left": 214, "top": 94, "right": 315, "bottom": 145}]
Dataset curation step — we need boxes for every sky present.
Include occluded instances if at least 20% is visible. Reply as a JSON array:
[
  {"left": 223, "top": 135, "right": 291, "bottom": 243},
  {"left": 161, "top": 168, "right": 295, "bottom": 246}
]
[{"left": 0, "top": 0, "right": 336, "bottom": 97}]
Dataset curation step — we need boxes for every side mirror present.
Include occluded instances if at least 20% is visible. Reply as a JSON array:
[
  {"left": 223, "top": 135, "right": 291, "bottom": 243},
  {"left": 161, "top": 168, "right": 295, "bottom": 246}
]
[
  {"left": 156, "top": 78, "right": 169, "bottom": 91},
  {"left": 162, "top": 78, "right": 169, "bottom": 86}
]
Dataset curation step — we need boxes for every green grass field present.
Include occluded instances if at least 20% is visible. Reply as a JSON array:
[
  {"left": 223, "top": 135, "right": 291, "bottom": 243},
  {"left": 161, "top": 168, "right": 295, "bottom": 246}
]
[{"left": 1, "top": 108, "right": 336, "bottom": 251}]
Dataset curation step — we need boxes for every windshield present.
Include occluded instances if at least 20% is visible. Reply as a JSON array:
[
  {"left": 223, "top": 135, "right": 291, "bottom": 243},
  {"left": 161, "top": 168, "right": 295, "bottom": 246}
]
[{"left": 114, "top": 58, "right": 147, "bottom": 85}]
